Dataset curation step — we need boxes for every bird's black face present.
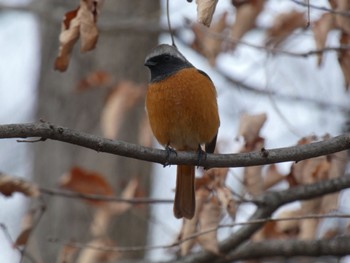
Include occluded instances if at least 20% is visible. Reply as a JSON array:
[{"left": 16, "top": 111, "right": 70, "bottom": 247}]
[{"left": 145, "top": 53, "right": 192, "bottom": 82}]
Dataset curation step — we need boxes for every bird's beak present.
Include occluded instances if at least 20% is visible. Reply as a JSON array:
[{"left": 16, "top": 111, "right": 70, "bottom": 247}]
[{"left": 144, "top": 60, "right": 157, "bottom": 67}]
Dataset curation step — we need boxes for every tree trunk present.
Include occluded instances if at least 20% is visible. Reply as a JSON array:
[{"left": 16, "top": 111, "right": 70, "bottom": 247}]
[{"left": 29, "top": 0, "right": 159, "bottom": 261}]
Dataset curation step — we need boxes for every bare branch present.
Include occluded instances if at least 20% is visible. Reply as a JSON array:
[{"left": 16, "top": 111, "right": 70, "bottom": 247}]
[
  {"left": 215, "top": 66, "right": 350, "bottom": 114},
  {"left": 291, "top": 0, "right": 350, "bottom": 17},
  {"left": 0, "top": 122, "right": 349, "bottom": 168},
  {"left": 222, "top": 236, "right": 350, "bottom": 262},
  {"left": 171, "top": 175, "right": 350, "bottom": 263},
  {"left": 39, "top": 187, "right": 173, "bottom": 204}
]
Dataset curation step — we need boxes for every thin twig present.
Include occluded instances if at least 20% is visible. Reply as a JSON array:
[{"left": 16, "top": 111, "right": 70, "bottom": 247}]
[
  {"left": 55, "top": 212, "right": 350, "bottom": 253},
  {"left": 290, "top": 0, "right": 350, "bottom": 17},
  {"left": 40, "top": 187, "right": 173, "bottom": 204}
]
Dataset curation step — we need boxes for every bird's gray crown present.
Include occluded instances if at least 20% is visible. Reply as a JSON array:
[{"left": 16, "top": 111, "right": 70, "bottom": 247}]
[{"left": 145, "top": 44, "right": 191, "bottom": 65}]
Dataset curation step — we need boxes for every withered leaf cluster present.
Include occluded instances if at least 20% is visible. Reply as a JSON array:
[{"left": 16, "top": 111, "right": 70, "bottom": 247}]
[{"left": 55, "top": 0, "right": 103, "bottom": 72}]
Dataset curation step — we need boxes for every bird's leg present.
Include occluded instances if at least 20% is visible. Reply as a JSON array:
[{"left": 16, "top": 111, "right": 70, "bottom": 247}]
[
  {"left": 196, "top": 144, "right": 207, "bottom": 167},
  {"left": 164, "top": 144, "right": 177, "bottom": 167}
]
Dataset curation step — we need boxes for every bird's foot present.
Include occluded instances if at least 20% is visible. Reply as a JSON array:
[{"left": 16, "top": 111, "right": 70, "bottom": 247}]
[
  {"left": 164, "top": 145, "right": 177, "bottom": 167},
  {"left": 197, "top": 145, "right": 207, "bottom": 167}
]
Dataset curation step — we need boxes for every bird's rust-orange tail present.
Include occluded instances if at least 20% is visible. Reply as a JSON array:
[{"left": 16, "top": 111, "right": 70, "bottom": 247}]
[{"left": 174, "top": 165, "right": 195, "bottom": 219}]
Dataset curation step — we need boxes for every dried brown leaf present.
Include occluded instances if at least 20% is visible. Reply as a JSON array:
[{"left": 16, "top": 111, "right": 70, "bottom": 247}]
[
  {"left": 57, "top": 244, "right": 78, "bottom": 263},
  {"left": 76, "top": 71, "right": 113, "bottom": 91},
  {"left": 205, "top": 167, "right": 229, "bottom": 188},
  {"left": 197, "top": 196, "right": 221, "bottom": 255},
  {"left": 179, "top": 187, "right": 210, "bottom": 256},
  {"left": 238, "top": 112, "right": 267, "bottom": 152},
  {"left": 195, "top": 0, "right": 219, "bottom": 27},
  {"left": 265, "top": 11, "right": 306, "bottom": 48},
  {"left": 312, "top": 13, "right": 336, "bottom": 66},
  {"left": 275, "top": 209, "right": 302, "bottom": 239},
  {"left": 138, "top": 114, "right": 153, "bottom": 147},
  {"left": 290, "top": 136, "right": 331, "bottom": 185},
  {"left": 191, "top": 12, "right": 227, "bottom": 65},
  {"left": 0, "top": 174, "right": 39, "bottom": 198},
  {"left": 54, "top": 0, "right": 103, "bottom": 71},
  {"left": 321, "top": 228, "right": 339, "bottom": 239},
  {"left": 298, "top": 199, "right": 322, "bottom": 240},
  {"left": 328, "top": 150, "right": 347, "bottom": 179},
  {"left": 320, "top": 151, "right": 347, "bottom": 213},
  {"left": 54, "top": 7, "right": 80, "bottom": 71},
  {"left": 216, "top": 186, "right": 236, "bottom": 219},
  {"left": 298, "top": 217, "right": 318, "bottom": 240},
  {"left": 338, "top": 32, "right": 350, "bottom": 90},
  {"left": 79, "top": 0, "right": 100, "bottom": 52},
  {"left": 329, "top": 0, "right": 337, "bottom": 10},
  {"left": 109, "top": 178, "right": 139, "bottom": 215},
  {"left": 242, "top": 138, "right": 264, "bottom": 196},
  {"left": 227, "top": 0, "right": 265, "bottom": 50},
  {"left": 101, "top": 81, "right": 145, "bottom": 139},
  {"left": 59, "top": 167, "right": 114, "bottom": 206},
  {"left": 14, "top": 210, "right": 35, "bottom": 247},
  {"left": 76, "top": 238, "right": 119, "bottom": 263},
  {"left": 320, "top": 192, "right": 339, "bottom": 214},
  {"left": 263, "top": 164, "right": 285, "bottom": 190},
  {"left": 335, "top": 0, "right": 350, "bottom": 34},
  {"left": 90, "top": 207, "right": 113, "bottom": 237},
  {"left": 244, "top": 165, "right": 263, "bottom": 196},
  {"left": 257, "top": 221, "right": 281, "bottom": 240}
]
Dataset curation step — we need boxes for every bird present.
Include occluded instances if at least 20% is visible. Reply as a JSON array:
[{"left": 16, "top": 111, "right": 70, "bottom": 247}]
[{"left": 144, "top": 44, "right": 220, "bottom": 219}]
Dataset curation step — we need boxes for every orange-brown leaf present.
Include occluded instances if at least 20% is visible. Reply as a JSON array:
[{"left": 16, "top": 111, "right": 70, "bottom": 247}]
[
  {"left": 195, "top": 0, "right": 219, "bottom": 27},
  {"left": 216, "top": 186, "right": 236, "bottom": 219},
  {"left": 79, "top": 0, "right": 100, "bottom": 52},
  {"left": 263, "top": 164, "right": 285, "bottom": 190},
  {"left": 0, "top": 174, "right": 39, "bottom": 197},
  {"left": 101, "top": 81, "right": 145, "bottom": 139},
  {"left": 57, "top": 244, "right": 78, "bottom": 263},
  {"left": 191, "top": 12, "right": 227, "bottom": 65},
  {"left": 256, "top": 221, "right": 281, "bottom": 240},
  {"left": 14, "top": 210, "right": 35, "bottom": 247},
  {"left": 335, "top": 0, "right": 350, "bottom": 34},
  {"left": 298, "top": 217, "right": 318, "bottom": 240},
  {"left": 227, "top": 0, "right": 265, "bottom": 50},
  {"left": 109, "top": 178, "right": 139, "bottom": 215},
  {"left": 275, "top": 209, "right": 301, "bottom": 239},
  {"left": 338, "top": 32, "right": 350, "bottom": 90},
  {"left": 76, "top": 71, "right": 113, "bottom": 91},
  {"left": 197, "top": 196, "right": 221, "bottom": 255},
  {"left": 76, "top": 238, "right": 119, "bottom": 263},
  {"left": 138, "top": 114, "right": 153, "bottom": 147},
  {"left": 54, "top": 7, "right": 80, "bottom": 71},
  {"left": 179, "top": 187, "right": 210, "bottom": 256},
  {"left": 290, "top": 136, "right": 331, "bottom": 185},
  {"left": 265, "top": 10, "right": 306, "bottom": 48},
  {"left": 312, "top": 13, "right": 336, "bottom": 66},
  {"left": 237, "top": 112, "right": 267, "bottom": 152},
  {"left": 59, "top": 167, "right": 114, "bottom": 206},
  {"left": 89, "top": 179, "right": 139, "bottom": 237},
  {"left": 244, "top": 165, "right": 263, "bottom": 196},
  {"left": 54, "top": 0, "right": 103, "bottom": 71},
  {"left": 205, "top": 167, "right": 229, "bottom": 187}
]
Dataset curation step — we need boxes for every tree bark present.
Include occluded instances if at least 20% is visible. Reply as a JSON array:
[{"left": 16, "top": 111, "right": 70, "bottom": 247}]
[{"left": 29, "top": 0, "right": 159, "bottom": 261}]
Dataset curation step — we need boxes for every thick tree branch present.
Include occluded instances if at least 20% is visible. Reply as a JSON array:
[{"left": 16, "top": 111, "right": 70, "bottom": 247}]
[
  {"left": 0, "top": 122, "right": 349, "bottom": 168},
  {"left": 223, "top": 237, "right": 350, "bottom": 262},
  {"left": 170, "top": 175, "right": 350, "bottom": 263}
]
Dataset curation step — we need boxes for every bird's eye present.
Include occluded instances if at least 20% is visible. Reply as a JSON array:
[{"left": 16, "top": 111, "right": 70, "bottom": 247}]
[{"left": 163, "top": 55, "right": 171, "bottom": 61}]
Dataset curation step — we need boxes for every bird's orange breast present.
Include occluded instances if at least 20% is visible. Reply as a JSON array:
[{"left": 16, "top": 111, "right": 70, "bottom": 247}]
[{"left": 146, "top": 68, "right": 220, "bottom": 150}]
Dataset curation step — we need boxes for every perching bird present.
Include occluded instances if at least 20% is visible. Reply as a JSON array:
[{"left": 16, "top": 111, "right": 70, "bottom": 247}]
[{"left": 144, "top": 44, "right": 220, "bottom": 219}]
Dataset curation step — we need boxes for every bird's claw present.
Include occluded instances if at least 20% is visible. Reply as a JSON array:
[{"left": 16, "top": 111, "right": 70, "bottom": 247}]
[
  {"left": 164, "top": 145, "right": 177, "bottom": 167},
  {"left": 197, "top": 145, "right": 207, "bottom": 167}
]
